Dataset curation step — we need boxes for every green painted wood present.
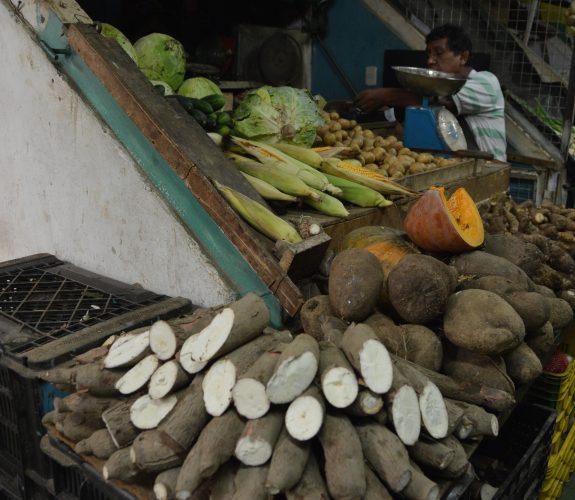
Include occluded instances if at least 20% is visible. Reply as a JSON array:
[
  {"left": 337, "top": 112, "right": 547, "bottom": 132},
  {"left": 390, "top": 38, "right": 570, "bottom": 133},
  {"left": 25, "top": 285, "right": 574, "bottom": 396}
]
[{"left": 36, "top": 11, "right": 283, "bottom": 326}]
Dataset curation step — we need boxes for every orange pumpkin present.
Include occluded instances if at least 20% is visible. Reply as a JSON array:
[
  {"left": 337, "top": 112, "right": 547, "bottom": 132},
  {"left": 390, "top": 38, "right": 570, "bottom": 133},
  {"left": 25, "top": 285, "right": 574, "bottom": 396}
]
[{"left": 403, "top": 187, "right": 484, "bottom": 253}]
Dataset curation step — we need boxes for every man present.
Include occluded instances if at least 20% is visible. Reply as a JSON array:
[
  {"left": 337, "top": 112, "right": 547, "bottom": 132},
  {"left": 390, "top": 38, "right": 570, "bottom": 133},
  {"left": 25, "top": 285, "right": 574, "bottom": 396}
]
[{"left": 354, "top": 24, "right": 507, "bottom": 161}]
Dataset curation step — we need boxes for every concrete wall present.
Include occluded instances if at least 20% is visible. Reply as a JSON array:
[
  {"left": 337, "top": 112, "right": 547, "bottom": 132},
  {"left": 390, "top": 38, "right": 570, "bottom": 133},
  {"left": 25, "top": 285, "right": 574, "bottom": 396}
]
[{"left": 0, "top": 0, "right": 235, "bottom": 307}]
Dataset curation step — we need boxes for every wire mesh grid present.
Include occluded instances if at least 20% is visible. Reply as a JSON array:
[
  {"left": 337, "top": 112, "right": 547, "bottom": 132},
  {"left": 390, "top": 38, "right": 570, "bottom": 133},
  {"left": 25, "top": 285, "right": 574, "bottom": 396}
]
[
  {"left": 389, "top": 0, "right": 574, "bottom": 156},
  {"left": 0, "top": 259, "right": 162, "bottom": 356}
]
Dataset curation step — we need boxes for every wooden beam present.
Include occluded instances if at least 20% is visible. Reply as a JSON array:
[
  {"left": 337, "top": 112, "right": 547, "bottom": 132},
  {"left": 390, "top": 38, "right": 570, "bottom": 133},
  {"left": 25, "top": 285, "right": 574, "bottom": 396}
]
[{"left": 65, "top": 23, "right": 303, "bottom": 317}]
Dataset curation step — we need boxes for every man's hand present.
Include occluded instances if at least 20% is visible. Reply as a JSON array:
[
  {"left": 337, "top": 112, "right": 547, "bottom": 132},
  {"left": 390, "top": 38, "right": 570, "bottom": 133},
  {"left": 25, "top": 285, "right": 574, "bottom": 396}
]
[
  {"left": 354, "top": 88, "right": 389, "bottom": 113},
  {"left": 354, "top": 88, "right": 422, "bottom": 112}
]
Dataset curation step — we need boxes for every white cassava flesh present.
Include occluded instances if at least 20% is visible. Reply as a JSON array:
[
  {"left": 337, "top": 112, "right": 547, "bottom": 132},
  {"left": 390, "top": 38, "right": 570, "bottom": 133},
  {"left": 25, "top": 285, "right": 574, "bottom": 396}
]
[
  {"left": 104, "top": 330, "right": 150, "bottom": 369},
  {"left": 130, "top": 394, "right": 177, "bottom": 430},
  {"left": 115, "top": 354, "right": 159, "bottom": 395},
  {"left": 149, "top": 360, "right": 188, "bottom": 399},
  {"left": 321, "top": 366, "right": 358, "bottom": 408},
  {"left": 149, "top": 320, "right": 178, "bottom": 361},
  {"left": 180, "top": 308, "right": 235, "bottom": 362},
  {"left": 266, "top": 351, "right": 318, "bottom": 404},
  {"left": 391, "top": 385, "right": 421, "bottom": 446},
  {"left": 232, "top": 378, "right": 270, "bottom": 419},
  {"left": 177, "top": 351, "right": 208, "bottom": 374},
  {"left": 285, "top": 393, "right": 324, "bottom": 441},
  {"left": 234, "top": 411, "right": 283, "bottom": 466},
  {"left": 420, "top": 382, "right": 449, "bottom": 439},
  {"left": 202, "top": 359, "right": 236, "bottom": 416},
  {"left": 359, "top": 339, "right": 393, "bottom": 394}
]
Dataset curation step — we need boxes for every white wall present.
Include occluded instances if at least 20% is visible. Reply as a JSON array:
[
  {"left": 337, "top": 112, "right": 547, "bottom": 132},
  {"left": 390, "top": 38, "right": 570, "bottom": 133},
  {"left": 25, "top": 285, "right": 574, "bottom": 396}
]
[{"left": 0, "top": 1, "right": 235, "bottom": 307}]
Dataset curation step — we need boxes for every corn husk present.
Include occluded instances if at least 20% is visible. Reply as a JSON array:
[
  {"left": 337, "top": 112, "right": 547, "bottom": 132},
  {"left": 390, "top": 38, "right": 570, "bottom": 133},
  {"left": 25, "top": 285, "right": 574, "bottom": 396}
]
[
  {"left": 215, "top": 181, "right": 302, "bottom": 244},
  {"left": 240, "top": 173, "right": 297, "bottom": 202},
  {"left": 319, "top": 159, "right": 417, "bottom": 197},
  {"left": 303, "top": 188, "right": 350, "bottom": 218},
  {"left": 227, "top": 152, "right": 320, "bottom": 200},
  {"left": 231, "top": 137, "right": 341, "bottom": 195},
  {"left": 324, "top": 173, "right": 393, "bottom": 208}
]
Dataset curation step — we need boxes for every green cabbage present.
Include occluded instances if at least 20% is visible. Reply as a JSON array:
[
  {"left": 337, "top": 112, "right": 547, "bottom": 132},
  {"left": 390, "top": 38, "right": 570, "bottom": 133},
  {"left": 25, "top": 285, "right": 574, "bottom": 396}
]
[
  {"left": 232, "top": 86, "right": 325, "bottom": 147},
  {"left": 99, "top": 23, "right": 138, "bottom": 63},
  {"left": 134, "top": 33, "right": 186, "bottom": 91},
  {"left": 178, "top": 77, "right": 223, "bottom": 99}
]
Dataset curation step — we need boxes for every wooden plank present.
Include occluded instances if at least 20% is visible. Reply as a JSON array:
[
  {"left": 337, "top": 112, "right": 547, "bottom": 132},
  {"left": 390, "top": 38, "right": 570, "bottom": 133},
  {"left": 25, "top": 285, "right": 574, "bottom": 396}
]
[{"left": 65, "top": 24, "right": 303, "bottom": 317}]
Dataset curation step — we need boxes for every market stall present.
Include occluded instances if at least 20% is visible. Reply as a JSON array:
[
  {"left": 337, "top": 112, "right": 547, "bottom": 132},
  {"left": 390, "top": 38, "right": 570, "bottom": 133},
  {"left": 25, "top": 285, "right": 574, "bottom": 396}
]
[{"left": 1, "top": 0, "right": 575, "bottom": 499}]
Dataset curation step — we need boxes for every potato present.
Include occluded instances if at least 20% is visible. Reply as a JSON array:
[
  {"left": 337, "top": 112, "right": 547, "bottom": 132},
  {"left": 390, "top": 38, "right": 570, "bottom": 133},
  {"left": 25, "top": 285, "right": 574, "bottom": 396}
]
[
  {"left": 373, "top": 147, "right": 385, "bottom": 162},
  {"left": 531, "top": 264, "right": 571, "bottom": 292},
  {"left": 504, "top": 291, "right": 551, "bottom": 330},
  {"left": 400, "top": 324, "right": 443, "bottom": 371},
  {"left": 408, "top": 163, "right": 426, "bottom": 175},
  {"left": 330, "top": 112, "right": 340, "bottom": 120},
  {"left": 416, "top": 153, "right": 434, "bottom": 164},
  {"left": 300, "top": 295, "right": 333, "bottom": 340},
  {"left": 339, "top": 118, "right": 351, "bottom": 130},
  {"left": 442, "top": 349, "right": 515, "bottom": 394},
  {"left": 503, "top": 342, "right": 542, "bottom": 384},
  {"left": 482, "top": 233, "right": 544, "bottom": 275},
  {"left": 450, "top": 251, "right": 536, "bottom": 291},
  {"left": 365, "top": 314, "right": 443, "bottom": 370},
  {"left": 535, "top": 284, "right": 557, "bottom": 298},
  {"left": 548, "top": 297, "right": 574, "bottom": 330},
  {"left": 443, "top": 289, "right": 525, "bottom": 354},
  {"left": 324, "top": 132, "right": 336, "bottom": 146},
  {"left": 560, "top": 289, "right": 575, "bottom": 309},
  {"left": 364, "top": 312, "right": 409, "bottom": 358},
  {"left": 387, "top": 254, "right": 457, "bottom": 324},
  {"left": 398, "top": 147, "right": 411, "bottom": 156},
  {"left": 328, "top": 249, "right": 383, "bottom": 322},
  {"left": 458, "top": 274, "right": 528, "bottom": 294},
  {"left": 527, "top": 323, "right": 555, "bottom": 361},
  {"left": 329, "top": 121, "right": 342, "bottom": 132}
]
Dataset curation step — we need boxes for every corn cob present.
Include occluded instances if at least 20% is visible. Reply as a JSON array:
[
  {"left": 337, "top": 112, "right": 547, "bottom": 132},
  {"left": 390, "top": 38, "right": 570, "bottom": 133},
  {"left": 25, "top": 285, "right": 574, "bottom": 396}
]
[
  {"left": 319, "top": 158, "right": 417, "bottom": 197},
  {"left": 272, "top": 143, "right": 323, "bottom": 168},
  {"left": 231, "top": 137, "right": 342, "bottom": 195},
  {"left": 311, "top": 146, "right": 357, "bottom": 158},
  {"left": 214, "top": 181, "right": 303, "bottom": 244},
  {"left": 303, "top": 187, "right": 350, "bottom": 218},
  {"left": 240, "top": 172, "right": 297, "bottom": 202},
  {"left": 324, "top": 173, "right": 393, "bottom": 208},
  {"left": 227, "top": 152, "right": 320, "bottom": 200}
]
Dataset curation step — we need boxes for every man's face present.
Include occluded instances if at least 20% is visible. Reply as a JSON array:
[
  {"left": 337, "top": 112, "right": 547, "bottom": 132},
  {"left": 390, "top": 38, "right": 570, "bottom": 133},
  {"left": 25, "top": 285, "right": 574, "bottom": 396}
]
[{"left": 426, "top": 37, "right": 469, "bottom": 75}]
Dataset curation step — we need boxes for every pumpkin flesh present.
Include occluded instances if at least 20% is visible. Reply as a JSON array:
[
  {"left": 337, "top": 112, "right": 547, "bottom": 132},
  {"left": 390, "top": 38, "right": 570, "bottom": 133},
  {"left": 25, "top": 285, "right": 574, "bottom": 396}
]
[{"left": 404, "top": 187, "right": 484, "bottom": 252}]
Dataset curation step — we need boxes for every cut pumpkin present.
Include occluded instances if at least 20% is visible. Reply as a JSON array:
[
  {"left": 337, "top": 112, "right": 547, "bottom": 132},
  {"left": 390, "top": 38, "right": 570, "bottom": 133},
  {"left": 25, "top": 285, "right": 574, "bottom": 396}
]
[{"left": 403, "top": 187, "right": 484, "bottom": 252}]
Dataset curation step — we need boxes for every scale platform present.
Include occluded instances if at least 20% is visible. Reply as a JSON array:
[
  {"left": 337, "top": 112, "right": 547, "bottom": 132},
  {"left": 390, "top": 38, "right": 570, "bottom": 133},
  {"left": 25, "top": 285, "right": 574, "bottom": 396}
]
[{"left": 393, "top": 67, "right": 468, "bottom": 152}]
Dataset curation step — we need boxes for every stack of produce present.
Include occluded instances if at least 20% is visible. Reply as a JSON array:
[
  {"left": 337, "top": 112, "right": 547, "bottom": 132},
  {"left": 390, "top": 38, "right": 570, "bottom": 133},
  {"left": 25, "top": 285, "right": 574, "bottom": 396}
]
[
  {"left": 39, "top": 188, "right": 574, "bottom": 499},
  {"left": 480, "top": 194, "right": 575, "bottom": 298},
  {"left": 209, "top": 138, "right": 418, "bottom": 245},
  {"left": 315, "top": 111, "right": 461, "bottom": 179}
]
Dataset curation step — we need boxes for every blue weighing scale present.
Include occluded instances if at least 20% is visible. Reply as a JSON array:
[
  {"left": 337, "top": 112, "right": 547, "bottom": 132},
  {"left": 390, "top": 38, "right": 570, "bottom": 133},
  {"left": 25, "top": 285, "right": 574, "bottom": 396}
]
[{"left": 393, "top": 66, "right": 468, "bottom": 153}]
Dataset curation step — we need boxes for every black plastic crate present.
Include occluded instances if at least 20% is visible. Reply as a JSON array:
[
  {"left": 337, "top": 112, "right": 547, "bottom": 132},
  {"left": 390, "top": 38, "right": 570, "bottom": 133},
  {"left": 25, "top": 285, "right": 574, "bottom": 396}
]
[
  {"left": 0, "top": 254, "right": 191, "bottom": 498},
  {"left": 471, "top": 403, "right": 556, "bottom": 500},
  {"left": 41, "top": 435, "right": 138, "bottom": 500}
]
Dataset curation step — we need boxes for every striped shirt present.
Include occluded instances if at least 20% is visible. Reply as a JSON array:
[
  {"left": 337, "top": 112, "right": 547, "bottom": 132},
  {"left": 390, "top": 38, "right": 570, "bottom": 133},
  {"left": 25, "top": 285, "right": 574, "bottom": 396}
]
[{"left": 451, "top": 69, "right": 507, "bottom": 161}]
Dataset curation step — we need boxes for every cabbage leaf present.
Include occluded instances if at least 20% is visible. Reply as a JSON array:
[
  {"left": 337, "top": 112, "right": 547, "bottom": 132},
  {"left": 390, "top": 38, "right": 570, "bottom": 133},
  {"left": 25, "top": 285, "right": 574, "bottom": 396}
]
[{"left": 233, "top": 86, "right": 325, "bottom": 147}]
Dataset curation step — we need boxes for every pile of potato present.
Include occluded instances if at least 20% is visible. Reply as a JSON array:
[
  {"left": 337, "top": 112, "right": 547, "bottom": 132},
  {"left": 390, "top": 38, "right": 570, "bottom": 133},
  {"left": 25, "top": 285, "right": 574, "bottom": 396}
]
[{"left": 315, "top": 111, "right": 459, "bottom": 179}]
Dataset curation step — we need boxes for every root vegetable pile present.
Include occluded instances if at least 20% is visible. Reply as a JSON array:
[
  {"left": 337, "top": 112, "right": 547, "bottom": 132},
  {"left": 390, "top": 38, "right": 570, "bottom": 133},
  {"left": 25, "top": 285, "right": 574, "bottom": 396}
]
[{"left": 41, "top": 192, "right": 575, "bottom": 499}]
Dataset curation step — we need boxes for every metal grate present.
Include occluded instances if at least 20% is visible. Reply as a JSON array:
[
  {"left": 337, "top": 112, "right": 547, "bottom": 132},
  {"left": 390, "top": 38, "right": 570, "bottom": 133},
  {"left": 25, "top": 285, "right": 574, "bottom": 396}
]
[
  {"left": 388, "top": 0, "right": 574, "bottom": 157},
  {"left": 0, "top": 257, "right": 164, "bottom": 357}
]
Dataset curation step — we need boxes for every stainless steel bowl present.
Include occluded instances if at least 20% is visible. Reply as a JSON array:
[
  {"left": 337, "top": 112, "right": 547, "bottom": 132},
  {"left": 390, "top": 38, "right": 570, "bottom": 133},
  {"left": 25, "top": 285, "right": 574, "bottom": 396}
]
[{"left": 393, "top": 66, "right": 467, "bottom": 96}]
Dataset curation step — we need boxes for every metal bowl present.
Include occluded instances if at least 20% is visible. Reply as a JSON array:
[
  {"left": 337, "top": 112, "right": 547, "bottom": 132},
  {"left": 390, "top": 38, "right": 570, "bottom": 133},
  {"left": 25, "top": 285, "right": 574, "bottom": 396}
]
[{"left": 393, "top": 66, "right": 467, "bottom": 97}]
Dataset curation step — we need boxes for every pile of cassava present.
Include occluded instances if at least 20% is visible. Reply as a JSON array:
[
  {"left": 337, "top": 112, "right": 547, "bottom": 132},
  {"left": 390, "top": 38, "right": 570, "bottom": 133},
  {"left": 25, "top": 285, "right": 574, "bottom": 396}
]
[{"left": 40, "top": 200, "right": 575, "bottom": 500}]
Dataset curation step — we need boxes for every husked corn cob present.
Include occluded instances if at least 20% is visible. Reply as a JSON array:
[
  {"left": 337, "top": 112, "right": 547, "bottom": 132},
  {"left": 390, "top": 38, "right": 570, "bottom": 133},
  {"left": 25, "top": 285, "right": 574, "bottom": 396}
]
[
  {"left": 231, "top": 137, "right": 342, "bottom": 196},
  {"left": 303, "top": 187, "right": 350, "bottom": 218},
  {"left": 214, "top": 181, "right": 303, "bottom": 244},
  {"left": 227, "top": 153, "right": 320, "bottom": 200},
  {"left": 240, "top": 173, "right": 297, "bottom": 202},
  {"left": 324, "top": 173, "right": 392, "bottom": 208},
  {"left": 319, "top": 159, "right": 417, "bottom": 197}
]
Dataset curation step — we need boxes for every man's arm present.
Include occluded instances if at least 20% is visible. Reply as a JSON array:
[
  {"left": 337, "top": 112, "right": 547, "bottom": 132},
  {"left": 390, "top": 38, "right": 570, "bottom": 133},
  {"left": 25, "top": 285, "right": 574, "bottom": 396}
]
[{"left": 354, "top": 88, "right": 422, "bottom": 112}]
